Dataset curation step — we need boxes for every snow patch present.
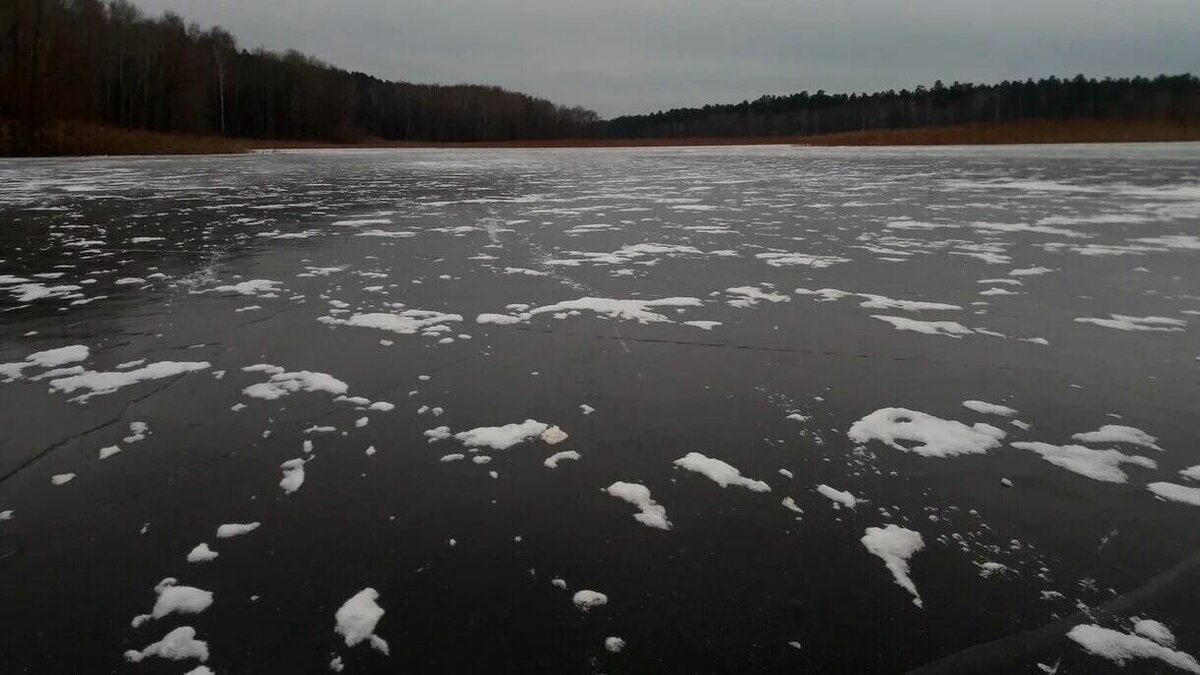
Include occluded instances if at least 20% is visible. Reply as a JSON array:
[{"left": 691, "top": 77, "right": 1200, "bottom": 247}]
[
  {"left": 861, "top": 525, "right": 925, "bottom": 607},
  {"left": 604, "top": 481, "right": 672, "bottom": 530},
  {"left": 673, "top": 452, "right": 770, "bottom": 492},
  {"left": 848, "top": 408, "right": 1006, "bottom": 457}
]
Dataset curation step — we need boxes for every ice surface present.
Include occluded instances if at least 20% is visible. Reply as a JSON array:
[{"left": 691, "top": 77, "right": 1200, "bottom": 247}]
[
  {"left": 673, "top": 452, "right": 770, "bottom": 492},
  {"left": 7, "top": 145, "right": 1200, "bottom": 673}
]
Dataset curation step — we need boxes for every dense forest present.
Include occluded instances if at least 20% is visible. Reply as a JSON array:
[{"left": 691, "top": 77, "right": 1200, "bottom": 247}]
[
  {"left": 0, "top": 0, "right": 601, "bottom": 144},
  {"left": 607, "top": 75, "right": 1200, "bottom": 139},
  {"left": 2, "top": 0, "right": 1198, "bottom": 151}
]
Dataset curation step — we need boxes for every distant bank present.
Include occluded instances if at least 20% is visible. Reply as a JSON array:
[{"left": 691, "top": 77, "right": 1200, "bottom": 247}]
[{"left": 3, "top": 119, "right": 1197, "bottom": 157}]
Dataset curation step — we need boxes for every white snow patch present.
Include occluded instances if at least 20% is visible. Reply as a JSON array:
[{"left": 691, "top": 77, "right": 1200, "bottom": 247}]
[
  {"left": 49, "top": 361, "right": 210, "bottom": 400},
  {"left": 186, "top": 543, "right": 219, "bottom": 564},
  {"left": 816, "top": 484, "right": 864, "bottom": 509},
  {"left": 334, "top": 588, "right": 389, "bottom": 654},
  {"left": 280, "top": 458, "right": 306, "bottom": 494},
  {"left": 857, "top": 294, "right": 961, "bottom": 312},
  {"left": 1074, "top": 315, "right": 1186, "bottom": 332},
  {"left": 211, "top": 279, "right": 282, "bottom": 297},
  {"left": 962, "top": 400, "right": 1017, "bottom": 417},
  {"left": 124, "top": 421, "right": 149, "bottom": 444},
  {"left": 1072, "top": 425, "right": 1162, "bottom": 451},
  {"left": 1133, "top": 619, "right": 1177, "bottom": 648},
  {"left": 870, "top": 315, "right": 974, "bottom": 338},
  {"left": 572, "top": 590, "right": 608, "bottom": 611},
  {"left": 725, "top": 285, "right": 791, "bottom": 308},
  {"left": 124, "top": 626, "right": 209, "bottom": 663},
  {"left": 0, "top": 345, "right": 90, "bottom": 381},
  {"left": 1067, "top": 624, "right": 1199, "bottom": 672},
  {"left": 544, "top": 450, "right": 581, "bottom": 468},
  {"left": 476, "top": 313, "right": 524, "bottom": 325},
  {"left": 216, "top": 522, "right": 260, "bottom": 538},
  {"left": 528, "top": 296, "right": 702, "bottom": 324},
  {"left": 320, "top": 310, "right": 463, "bottom": 335},
  {"left": 1147, "top": 482, "right": 1200, "bottom": 506},
  {"left": 673, "top": 452, "right": 770, "bottom": 492},
  {"left": 1011, "top": 442, "right": 1156, "bottom": 483},
  {"left": 861, "top": 525, "right": 925, "bottom": 607},
  {"left": 131, "top": 578, "right": 213, "bottom": 627},
  {"left": 454, "top": 420, "right": 549, "bottom": 450},
  {"left": 848, "top": 408, "right": 1006, "bottom": 457},
  {"left": 794, "top": 287, "right": 853, "bottom": 302},
  {"left": 540, "top": 425, "right": 569, "bottom": 445},
  {"left": 242, "top": 366, "right": 348, "bottom": 400},
  {"left": 604, "top": 482, "right": 672, "bottom": 530}
]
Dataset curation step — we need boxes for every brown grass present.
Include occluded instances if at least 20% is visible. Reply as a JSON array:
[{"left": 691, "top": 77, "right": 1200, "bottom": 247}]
[
  {"left": 0, "top": 120, "right": 248, "bottom": 156},
  {"left": 4, "top": 118, "right": 1196, "bottom": 157}
]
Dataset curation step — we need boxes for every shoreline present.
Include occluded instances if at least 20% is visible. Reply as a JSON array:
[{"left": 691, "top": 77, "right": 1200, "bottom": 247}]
[{"left": 3, "top": 119, "right": 1197, "bottom": 157}]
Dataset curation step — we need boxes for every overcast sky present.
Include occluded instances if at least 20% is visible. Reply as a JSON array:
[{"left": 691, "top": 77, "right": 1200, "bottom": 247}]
[{"left": 136, "top": 0, "right": 1200, "bottom": 117}]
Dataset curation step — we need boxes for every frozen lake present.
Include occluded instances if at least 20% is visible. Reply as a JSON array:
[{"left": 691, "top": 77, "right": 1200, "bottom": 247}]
[{"left": 1, "top": 144, "right": 1199, "bottom": 673}]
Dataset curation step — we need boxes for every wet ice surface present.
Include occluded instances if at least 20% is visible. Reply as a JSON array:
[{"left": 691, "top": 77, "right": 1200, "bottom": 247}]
[{"left": 1, "top": 144, "right": 1199, "bottom": 673}]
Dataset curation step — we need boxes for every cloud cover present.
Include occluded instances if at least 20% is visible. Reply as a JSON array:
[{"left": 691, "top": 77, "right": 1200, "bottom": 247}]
[{"left": 136, "top": 0, "right": 1200, "bottom": 116}]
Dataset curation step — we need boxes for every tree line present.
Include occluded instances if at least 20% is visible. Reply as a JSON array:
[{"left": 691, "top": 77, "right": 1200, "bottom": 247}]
[
  {"left": 3, "top": 0, "right": 1197, "bottom": 147},
  {"left": 0, "top": 0, "right": 602, "bottom": 143},
  {"left": 607, "top": 75, "right": 1200, "bottom": 138}
]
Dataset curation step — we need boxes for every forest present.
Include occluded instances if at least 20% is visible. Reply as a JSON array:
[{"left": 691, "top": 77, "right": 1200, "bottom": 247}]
[
  {"left": 1, "top": 0, "right": 1198, "bottom": 151},
  {"left": 0, "top": 0, "right": 602, "bottom": 145},
  {"left": 607, "top": 75, "right": 1200, "bottom": 139}
]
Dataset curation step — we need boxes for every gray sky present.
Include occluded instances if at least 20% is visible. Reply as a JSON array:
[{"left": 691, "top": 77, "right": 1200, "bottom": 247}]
[{"left": 136, "top": 0, "right": 1200, "bottom": 117}]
